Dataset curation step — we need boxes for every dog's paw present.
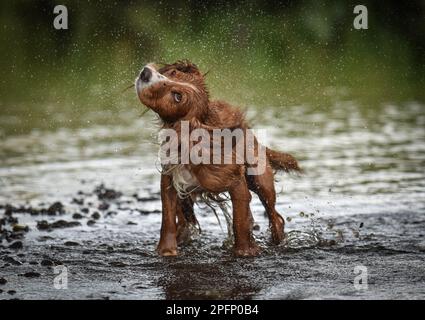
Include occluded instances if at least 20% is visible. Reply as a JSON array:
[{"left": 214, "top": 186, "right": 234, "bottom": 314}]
[
  {"left": 156, "top": 244, "right": 177, "bottom": 257},
  {"left": 157, "top": 246, "right": 178, "bottom": 256},
  {"left": 271, "top": 215, "right": 285, "bottom": 244},
  {"left": 233, "top": 244, "right": 261, "bottom": 257}
]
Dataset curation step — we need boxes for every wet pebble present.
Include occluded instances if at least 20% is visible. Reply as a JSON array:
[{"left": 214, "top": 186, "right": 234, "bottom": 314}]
[
  {"left": 0, "top": 277, "right": 7, "bottom": 285},
  {"left": 71, "top": 198, "right": 84, "bottom": 206},
  {"left": 37, "top": 220, "right": 81, "bottom": 231},
  {"left": 91, "top": 212, "right": 100, "bottom": 220},
  {"left": 47, "top": 202, "right": 65, "bottom": 215},
  {"left": 12, "top": 224, "right": 29, "bottom": 232},
  {"left": 37, "top": 236, "right": 55, "bottom": 242},
  {"left": 41, "top": 259, "right": 54, "bottom": 266},
  {"left": 8, "top": 290, "right": 16, "bottom": 295},
  {"left": 87, "top": 220, "right": 96, "bottom": 226},
  {"left": 98, "top": 202, "right": 110, "bottom": 211},
  {"left": 72, "top": 213, "right": 83, "bottom": 220},
  {"left": 94, "top": 184, "right": 122, "bottom": 200},
  {"left": 109, "top": 261, "right": 128, "bottom": 267},
  {"left": 21, "top": 272, "right": 41, "bottom": 278},
  {"left": 133, "top": 194, "right": 159, "bottom": 202},
  {"left": 3, "top": 256, "right": 22, "bottom": 265},
  {"left": 9, "top": 241, "right": 23, "bottom": 249},
  {"left": 64, "top": 241, "right": 80, "bottom": 246},
  {"left": 137, "top": 209, "right": 161, "bottom": 215}
]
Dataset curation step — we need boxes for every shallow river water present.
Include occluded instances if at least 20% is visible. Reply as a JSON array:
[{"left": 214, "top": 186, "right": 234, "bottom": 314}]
[{"left": 0, "top": 99, "right": 424, "bottom": 299}]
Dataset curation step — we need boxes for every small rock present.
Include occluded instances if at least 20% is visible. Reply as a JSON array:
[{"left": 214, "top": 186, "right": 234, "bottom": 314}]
[
  {"left": 94, "top": 184, "right": 122, "bottom": 200},
  {"left": 8, "top": 290, "right": 16, "bottom": 295},
  {"left": 47, "top": 202, "right": 65, "bottom": 215},
  {"left": 72, "top": 213, "right": 83, "bottom": 220},
  {"left": 87, "top": 220, "right": 96, "bottom": 226},
  {"left": 127, "top": 221, "right": 137, "bottom": 225},
  {"left": 37, "top": 220, "right": 81, "bottom": 231},
  {"left": 0, "top": 277, "right": 7, "bottom": 285},
  {"left": 36, "top": 221, "right": 50, "bottom": 230},
  {"left": 71, "top": 198, "right": 84, "bottom": 206},
  {"left": 51, "top": 220, "right": 81, "bottom": 229},
  {"left": 91, "top": 212, "right": 101, "bottom": 220},
  {"left": 37, "top": 236, "right": 55, "bottom": 242},
  {"left": 9, "top": 241, "right": 23, "bottom": 250},
  {"left": 21, "top": 272, "right": 41, "bottom": 278},
  {"left": 41, "top": 259, "right": 54, "bottom": 266},
  {"left": 109, "top": 261, "right": 127, "bottom": 267},
  {"left": 12, "top": 224, "right": 29, "bottom": 232},
  {"left": 81, "top": 208, "right": 89, "bottom": 214},
  {"left": 137, "top": 209, "right": 161, "bottom": 215},
  {"left": 98, "top": 202, "right": 110, "bottom": 211},
  {"left": 64, "top": 241, "right": 80, "bottom": 246}
]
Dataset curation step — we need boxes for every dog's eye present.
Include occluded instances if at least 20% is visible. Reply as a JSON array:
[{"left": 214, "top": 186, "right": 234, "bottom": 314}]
[
  {"left": 170, "top": 70, "right": 177, "bottom": 76},
  {"left": 172, "top": 92, "right": 182, "bottom": 103}
]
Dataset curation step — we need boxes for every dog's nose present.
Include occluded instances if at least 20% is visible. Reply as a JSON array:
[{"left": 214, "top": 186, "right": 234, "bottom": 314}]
[{"left": 139, "top": 67, "right": 152, "bottom": 82}]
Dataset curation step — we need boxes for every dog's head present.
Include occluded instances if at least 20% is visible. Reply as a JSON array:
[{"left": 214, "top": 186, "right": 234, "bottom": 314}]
[{"left": 135, "top": 60, "right": 209, "bottom": 122}]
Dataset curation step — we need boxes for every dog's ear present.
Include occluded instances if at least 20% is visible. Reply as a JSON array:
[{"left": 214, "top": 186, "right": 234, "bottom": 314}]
[
  {"left": 158, "top": 60, "right": 203, "bottom": 76},
  {"left": 176, "top": 59, "right": 201, "bottom": 75}
]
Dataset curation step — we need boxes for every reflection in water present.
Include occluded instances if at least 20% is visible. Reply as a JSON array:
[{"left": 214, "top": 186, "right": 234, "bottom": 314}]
[{"left": 157, "top": 260, "right": 261, "bottom": 300}]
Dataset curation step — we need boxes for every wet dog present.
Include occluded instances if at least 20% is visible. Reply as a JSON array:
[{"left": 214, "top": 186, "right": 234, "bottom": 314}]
[{"left": 135, "top": 60, "right": 300, "bottom": 256}]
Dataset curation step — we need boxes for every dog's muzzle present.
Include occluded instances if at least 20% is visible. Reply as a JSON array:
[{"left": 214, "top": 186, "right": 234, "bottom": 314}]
[
  {"left": 139, "top": 67, "right": 152, "bottom": 83},
  {"left": 135, "top": 64, "right": 167, "bottom": 94}
]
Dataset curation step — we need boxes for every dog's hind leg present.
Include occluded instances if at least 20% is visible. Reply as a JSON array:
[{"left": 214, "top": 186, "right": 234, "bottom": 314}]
[
  {"left": 176, "top": 197, "right": 200, "bottom": 245},
  {"left": 229, "top": 176, "right": 261, "bottom": 256},
  {"left": 247, "top": 163, "right": 285, "bottom": 244}
]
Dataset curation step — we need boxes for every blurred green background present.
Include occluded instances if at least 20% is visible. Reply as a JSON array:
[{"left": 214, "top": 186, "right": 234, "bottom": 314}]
[{"left": 0, "top": 0, "right": 424, "bottom": 136}]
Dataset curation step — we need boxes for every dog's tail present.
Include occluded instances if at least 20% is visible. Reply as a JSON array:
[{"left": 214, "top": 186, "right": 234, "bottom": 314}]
[{"left": 266, "top": 148, "right": 302, "bottom": 173}]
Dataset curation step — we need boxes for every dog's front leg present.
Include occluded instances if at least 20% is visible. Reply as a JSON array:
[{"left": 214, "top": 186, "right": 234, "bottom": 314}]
[
  {"left": 157, "top": 174, "right": 178, "bottom": 256},
  {"left": 229, "top": 176, "right": 261, "bottom": 257}
]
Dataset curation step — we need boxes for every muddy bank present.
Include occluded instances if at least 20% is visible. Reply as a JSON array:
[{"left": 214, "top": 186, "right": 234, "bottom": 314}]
[{"left": 1, "top": 185, "right": 424, "bottom": 300}]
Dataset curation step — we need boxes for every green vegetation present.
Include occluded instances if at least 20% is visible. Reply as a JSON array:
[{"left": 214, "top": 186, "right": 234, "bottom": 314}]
[{"left": 0, "top": 1, "right": 424, "bottom": 135}]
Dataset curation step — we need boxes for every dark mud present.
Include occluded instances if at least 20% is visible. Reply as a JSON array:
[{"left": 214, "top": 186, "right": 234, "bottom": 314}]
[{"left": 0, "top": 184, "right": 424, "bottom": 300}]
